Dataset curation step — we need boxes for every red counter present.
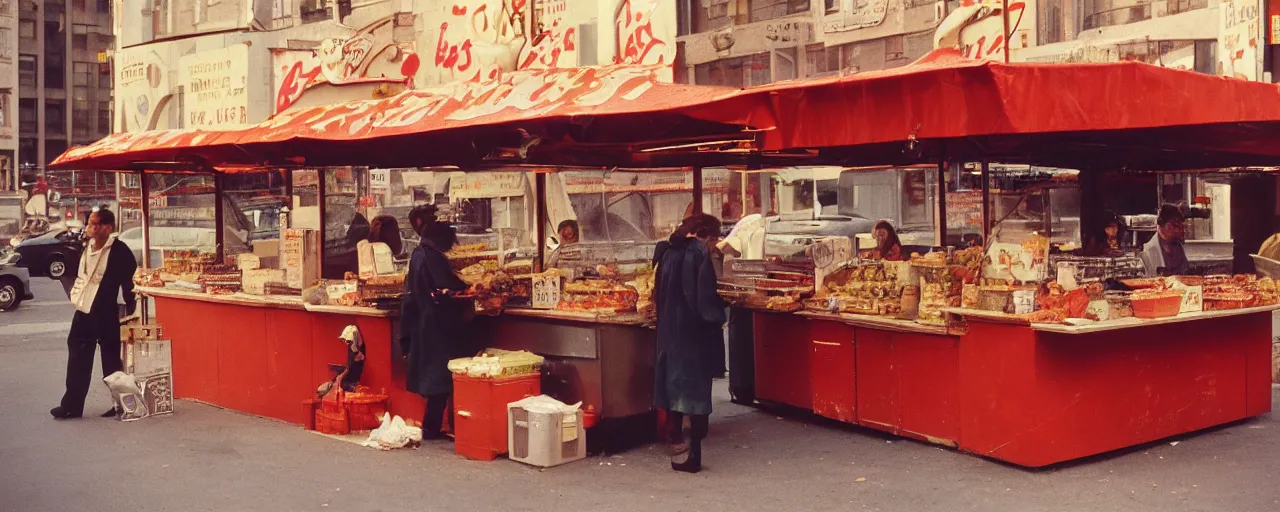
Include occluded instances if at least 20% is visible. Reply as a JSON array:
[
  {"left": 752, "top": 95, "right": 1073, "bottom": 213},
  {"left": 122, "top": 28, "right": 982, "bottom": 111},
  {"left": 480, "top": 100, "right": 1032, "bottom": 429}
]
[{"left": 751, "top": 307, "right": 1276, "bottom": 467}]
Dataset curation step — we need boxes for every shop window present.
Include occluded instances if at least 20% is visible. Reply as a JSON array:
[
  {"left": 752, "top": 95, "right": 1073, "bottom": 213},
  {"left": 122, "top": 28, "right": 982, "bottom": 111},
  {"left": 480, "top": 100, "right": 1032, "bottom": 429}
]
[
  {"left": 1194, "top": 40, "right": 1216, "bottom": 75},
  {"left": 18, "top": 20, "right": 34, "bottom": 40},
  {"left": 46, "top": 100, "right": 65, "bottom": 134},
  {"left": 804, "top": 44, "right": 839, "bottom": 77},
  {"left": 825, "top": 0, "right": 839, "bottom": 13},
  {"left": 750, "top": 0, "right": 810, "bottom": 23},
  {"left": 1082, "top": 0, "right": 1152, "bottom": 30},
  {"left": 773, "top": 48, "right": 798, "bottom": 82}
]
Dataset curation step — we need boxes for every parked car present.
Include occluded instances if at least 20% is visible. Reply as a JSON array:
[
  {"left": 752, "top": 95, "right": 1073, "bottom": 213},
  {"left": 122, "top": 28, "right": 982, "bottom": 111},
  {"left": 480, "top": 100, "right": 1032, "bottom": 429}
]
[
  {"left": 0, "top": 247, "right": 34, "bottom": 311},
  {"left": 14, "top": 227, "right": 83, "bottom": 279}
]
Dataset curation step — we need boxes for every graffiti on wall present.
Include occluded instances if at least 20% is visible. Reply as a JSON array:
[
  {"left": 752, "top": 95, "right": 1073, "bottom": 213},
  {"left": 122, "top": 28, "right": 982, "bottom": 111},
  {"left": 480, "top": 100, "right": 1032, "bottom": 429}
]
[
  {"left": 823, "top": 0, "right": 889, "bottom": 33},
  {"left": 430, "top": 0, "right": 529, "bottom": 83},
  {"left": 518, "top": 0, "right": 577, "bottom": 69},
  {"left": 274, "top": 16, "right": 420, "bottom": 113},
  {"left": 935, "top": 0, "right": 1035, "bottom": 61},
  {"left": 614, "top": 0, "right": 673, "bottom": 67},
  {"left": 1218, "top": 0, "right": 1260, "bottom": 81}
]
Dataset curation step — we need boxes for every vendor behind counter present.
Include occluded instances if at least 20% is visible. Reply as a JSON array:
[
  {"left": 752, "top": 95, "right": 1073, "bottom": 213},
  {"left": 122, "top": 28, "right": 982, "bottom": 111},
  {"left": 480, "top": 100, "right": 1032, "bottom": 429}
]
[{"left": 1140, "top": 205, "right": 1188, "bottom": 277}]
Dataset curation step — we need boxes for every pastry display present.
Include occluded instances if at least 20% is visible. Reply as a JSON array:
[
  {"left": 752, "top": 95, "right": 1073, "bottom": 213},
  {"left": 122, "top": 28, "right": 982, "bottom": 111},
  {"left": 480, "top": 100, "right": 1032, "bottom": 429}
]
[
  {"left": 810, "top": 263, "right": 904, "bottom": 316},
  {"left": 198, "top": 264, "right": 242, "bottom": 295}
]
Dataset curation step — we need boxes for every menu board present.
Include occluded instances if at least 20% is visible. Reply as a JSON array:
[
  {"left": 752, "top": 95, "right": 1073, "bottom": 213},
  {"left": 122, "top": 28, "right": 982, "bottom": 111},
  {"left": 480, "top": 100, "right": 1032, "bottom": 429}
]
[{"left": 282, "top": 229, "right": 317, "bottom": 289}]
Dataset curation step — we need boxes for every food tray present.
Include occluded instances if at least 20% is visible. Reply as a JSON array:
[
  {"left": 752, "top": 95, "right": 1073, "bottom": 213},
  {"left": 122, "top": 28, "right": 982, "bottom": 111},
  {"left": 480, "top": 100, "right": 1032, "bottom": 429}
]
[{"left": 1131, "top": 292, "right": 1183, "bottom": 319}]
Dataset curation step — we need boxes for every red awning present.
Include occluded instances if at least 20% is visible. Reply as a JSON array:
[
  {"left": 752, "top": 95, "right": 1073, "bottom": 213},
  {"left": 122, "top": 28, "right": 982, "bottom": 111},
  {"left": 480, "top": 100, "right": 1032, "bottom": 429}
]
[
  {"left": 748, "top": 49, "right": 1280, "bottom": 169},
  {"left": 51, "top": 65, "right": 775, "bottom": 171}
]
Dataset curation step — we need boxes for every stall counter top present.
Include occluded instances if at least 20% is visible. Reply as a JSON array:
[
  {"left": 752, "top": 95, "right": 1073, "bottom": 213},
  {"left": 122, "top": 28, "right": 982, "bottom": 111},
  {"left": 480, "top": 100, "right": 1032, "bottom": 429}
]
[
  {"left": 944, "top": 305, "right": 1280, "bottom": 335},
  {"left": 303, "top": 304, "right": 396, "bottom": 318},
  {"left": 502, "top": 308, "right": 653, "bottom": 327},
  {"left": 797, "top": 311, "right": 951, "bottom": 336},
  {"left": 136, "top": 286, "right": 306, "bottom": 310}
]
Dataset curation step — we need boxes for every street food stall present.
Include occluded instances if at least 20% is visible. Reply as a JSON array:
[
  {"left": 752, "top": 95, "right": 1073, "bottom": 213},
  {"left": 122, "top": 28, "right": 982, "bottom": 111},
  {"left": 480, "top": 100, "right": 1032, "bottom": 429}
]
[
  {"left": 50, "top": 65, "right": 776, "bottom": 451},
  {"left": 52, "top": 51, "right": 1280, "bottom": 467}
]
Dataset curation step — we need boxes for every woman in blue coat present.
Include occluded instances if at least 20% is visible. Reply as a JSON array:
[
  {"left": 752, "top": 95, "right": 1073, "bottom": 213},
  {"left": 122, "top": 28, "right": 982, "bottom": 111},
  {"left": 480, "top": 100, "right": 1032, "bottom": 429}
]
[
  {"left": 653, "top": 213, "right": 726, "bottom": 473},
  {"left": 400, "top": 205, "right": 471, "bottom": 439}
]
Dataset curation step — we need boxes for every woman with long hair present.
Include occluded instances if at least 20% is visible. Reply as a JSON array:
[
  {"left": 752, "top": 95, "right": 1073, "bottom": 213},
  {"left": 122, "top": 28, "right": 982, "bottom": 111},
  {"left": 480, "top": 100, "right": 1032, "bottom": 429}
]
[
  {"left": 653, "top": 213, "right": 726, "bottom": 473},
  {"left": 367, "top": 215, "right": 405, "bottom": 257},
  {"left": 399, "top": 204, "right": 471, "bottom": 439},
  {"left": 866, "top": 220, "right": 904, "bottom": 261}
]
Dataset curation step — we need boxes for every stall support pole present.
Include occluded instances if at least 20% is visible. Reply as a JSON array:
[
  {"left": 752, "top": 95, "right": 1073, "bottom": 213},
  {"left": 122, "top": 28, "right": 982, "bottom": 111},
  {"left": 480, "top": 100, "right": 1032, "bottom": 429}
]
[
  {"left": 692, "top": 166, "right": 704, "bottom": 215},
  {"left": 1001, "top": 0, "right": 1012, "bottom": 64},
  {"left": 139, "top": 170, "right": 151, "bottom": 269},
  {"left": 937, "top": 161, "right": 948, "bottom": 246},
  {"left": 981, "top": 161, "right": 991, "bottom": 242},
  {"left": 214, "top": 172, "right": 225, "bottom": 263},
  {"left": 317, "top": 170, "right": 327, "bottom": 277},
  {"left": 535, "top": 172, "right": 547, "bottom": 272},
  {"left": 284, "top": 169, "right": 293, "bottom": 210}
]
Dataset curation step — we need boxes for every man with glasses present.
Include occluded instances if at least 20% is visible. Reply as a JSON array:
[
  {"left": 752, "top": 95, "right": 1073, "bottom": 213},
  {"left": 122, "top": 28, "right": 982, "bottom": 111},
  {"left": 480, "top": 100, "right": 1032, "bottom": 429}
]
[{"left": 1141, "top": 204, "right": 1188, "bottom": 277}]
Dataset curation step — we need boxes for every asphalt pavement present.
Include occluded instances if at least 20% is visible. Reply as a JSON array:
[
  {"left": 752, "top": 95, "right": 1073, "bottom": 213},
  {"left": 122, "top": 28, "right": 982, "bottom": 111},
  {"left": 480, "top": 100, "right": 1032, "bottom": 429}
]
[{"left": 1, "top": 277, "right": 1278, "bottom": 512}]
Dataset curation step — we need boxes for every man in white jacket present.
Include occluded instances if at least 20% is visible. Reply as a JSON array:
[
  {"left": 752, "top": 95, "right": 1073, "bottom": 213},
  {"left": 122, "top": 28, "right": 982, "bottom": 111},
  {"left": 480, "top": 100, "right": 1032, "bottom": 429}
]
[{"left": 1141, "top": 205, "right": 1188, "bottom": 277}]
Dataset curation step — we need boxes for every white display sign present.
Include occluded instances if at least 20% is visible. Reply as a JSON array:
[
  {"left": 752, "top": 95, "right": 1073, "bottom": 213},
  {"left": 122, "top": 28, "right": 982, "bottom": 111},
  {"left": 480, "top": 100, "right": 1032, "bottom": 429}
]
[
  {"left": 532, "top": 273, "right": 562, "bottom": 310},
  {"left": 449, "top": 172, "right": 527, "bottom": 199},
  {"left": 369, "top": 169, "right": 390, "bottom": 190},
  {"left": 1181, "top": 286, "right": 1204, "bottom": 313},
  {"left": 179, "top": 44, "right": 251, "bottom": 128}
]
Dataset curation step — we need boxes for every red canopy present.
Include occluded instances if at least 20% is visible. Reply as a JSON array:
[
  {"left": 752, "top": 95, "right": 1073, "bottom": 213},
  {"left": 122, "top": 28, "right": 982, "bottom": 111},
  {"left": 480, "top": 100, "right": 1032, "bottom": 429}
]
[
  {"left": 51, "top": 64, "right": 775, "bottom": 171},
  {"left": 749, "top": 49, "right": 1280, "bottom": 169}
]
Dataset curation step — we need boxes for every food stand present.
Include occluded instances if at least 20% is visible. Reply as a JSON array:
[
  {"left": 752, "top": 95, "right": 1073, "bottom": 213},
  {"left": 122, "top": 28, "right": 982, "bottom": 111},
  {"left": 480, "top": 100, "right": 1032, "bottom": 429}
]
[
  {"left": 53, "top": 52, "right": 1280, "bottom": 467},
  {"left": 51, "top": 65, "right": 775, "bottom": 450}
]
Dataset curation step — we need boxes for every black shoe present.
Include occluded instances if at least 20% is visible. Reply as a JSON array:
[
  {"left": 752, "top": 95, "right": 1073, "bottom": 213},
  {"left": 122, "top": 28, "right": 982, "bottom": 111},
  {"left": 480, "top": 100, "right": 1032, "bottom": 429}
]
[
  {"left": 101, "top": 407, "right": 118, "bottom": 418},
  {"left": 50, "top": 406, "right": 81, "bottom": 419}
]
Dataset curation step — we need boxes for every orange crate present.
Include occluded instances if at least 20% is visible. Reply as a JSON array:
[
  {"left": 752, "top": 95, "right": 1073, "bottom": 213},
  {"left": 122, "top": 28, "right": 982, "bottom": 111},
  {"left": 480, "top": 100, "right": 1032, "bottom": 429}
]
[
  {"left": 315, "top": 399, "right": 350, "bottom": 435},
  {"left": 1132, "top": 293, "right": 1182, "bottom": 319},
  {"left": 344, "top": 392, "right": 389, "bottom": 431},
  {"left": 452, "top": 373, "right": 541, "bottom": 461}
]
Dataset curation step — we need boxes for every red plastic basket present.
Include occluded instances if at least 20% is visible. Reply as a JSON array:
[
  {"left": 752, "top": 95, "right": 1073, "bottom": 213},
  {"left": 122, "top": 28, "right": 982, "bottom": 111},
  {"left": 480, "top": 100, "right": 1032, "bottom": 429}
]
[
  {"left": 315, "top": 399, "right": 350, "bottom": 435},
  {"left": 344, "top": 391, "right": 389, "bottom": 431}
]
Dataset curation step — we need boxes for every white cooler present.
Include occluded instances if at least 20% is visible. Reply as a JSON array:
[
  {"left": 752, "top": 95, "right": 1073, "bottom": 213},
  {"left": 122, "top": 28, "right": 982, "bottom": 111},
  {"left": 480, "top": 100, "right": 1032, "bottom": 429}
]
[{"left": 507, "top": 402, "right": 586, "bottom": 468}]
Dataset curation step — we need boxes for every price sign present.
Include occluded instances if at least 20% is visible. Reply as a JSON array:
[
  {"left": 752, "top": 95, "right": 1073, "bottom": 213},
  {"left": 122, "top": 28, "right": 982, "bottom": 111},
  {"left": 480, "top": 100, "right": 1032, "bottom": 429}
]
[
  {"left": 369, "top": 169, "right": 390, "bottom": 189},
  {"left": 532, "top": 273, "right": 562, "bottom": 309},
  {"left": 1180, "top": 286, "right": 1203, "bottom": 313},
  {"left": 326, "top": 281, "right": 359, "bottom": 302}
]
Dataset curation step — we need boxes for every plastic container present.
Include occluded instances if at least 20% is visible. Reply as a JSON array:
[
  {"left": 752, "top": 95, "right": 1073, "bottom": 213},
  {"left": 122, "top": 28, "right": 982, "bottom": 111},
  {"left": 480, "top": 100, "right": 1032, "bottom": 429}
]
[
  {"left": 344, "top": 391, "right": 389, "bottom": 431},
  {"left": 452, "top": 373, "right": 541, "bottom": 461},
  {"left": 315, "top": 398, "right": 350, "bottom": 435},
  {"left": 507, "top": 405, "right": 586, "bottom": 468}
]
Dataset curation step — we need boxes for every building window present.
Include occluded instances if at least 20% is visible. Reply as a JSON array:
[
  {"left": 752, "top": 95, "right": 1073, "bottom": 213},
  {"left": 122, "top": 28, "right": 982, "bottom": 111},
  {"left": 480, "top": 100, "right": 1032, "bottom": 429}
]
[
  {"left": 44, "top": 21, "right": 65, "bottom": 90},
  {"left": 72, "top": 24, "right": 90, "bottom": 50},
  {"left": 98, "top": 0, "right": 109, "bottom": 13},
  {"left": 884, "top": 35, "right": 905, "bottom": 62},
  {"left": 99, "top": 100, "right": 112, "bottom": 134},
  {"left": 18, "top": 99, "right": 35, "bottom": 135},
  {"left": 73, "top": 62, "right": 94, "bottom": 87},
  {"left": 1082, "top": 0, "right": 1153, "bottom": 30},
  {"left": 300, "top": 0, "right": 332, "bottom": 23},
  {"left": 693, "top": 53, "right": 773, "bottom": 87},
  {"left": 45, "top": 139, "right": 67, "bottom": 166},
  {"left": 1039, "top": 0, "right": 1067, "bottom": 45},
  {"left": 18, "top": 54, "right": 35, "bottom": 87},
  {"left": 805, "top": 44, "right": 840, "bottom": 77},
  {"left": 1167, "top": 0, "right": 1207, "bottom": 16},
  {"left": 73, "top": 0, "right": 85, "bottom": 9},
  {"left": 46, "top": 100, "right": 65, "bottom": 134},
  {"left": 0, "top": 93, "right": 11, "bottom": 129},
  {"left": 750, "top": 0, "right": 810, "bottom": 23},
  {"left": 19, "top": 20, "right": 34, "bottom": 40},
  {"left": 825, "top": 0, "right": 839, "bottom": 13},
  {"left": 677, "top": 0, "right": 734, "bottom": 35}
]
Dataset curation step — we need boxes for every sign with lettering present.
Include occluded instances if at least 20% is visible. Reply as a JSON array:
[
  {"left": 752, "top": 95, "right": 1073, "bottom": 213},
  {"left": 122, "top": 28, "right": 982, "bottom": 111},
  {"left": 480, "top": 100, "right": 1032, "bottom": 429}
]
[
  {"left": 531, "top": 273, "right": 562, "bottom": 309},
  {"left": 179, "top": 45, "right": 251, "bottom": 128},
  {"left": 282, "top": 229, "right": 317, "bottom": 289},
  {"left": 449, "top": 171, "right": 527, "bottom": 199},
  {"left": 1180, "top": 286, "right": 1204, "bottom": 313},
  {"left": 369, "top": 169, "right": 390, "bottom": 189}
]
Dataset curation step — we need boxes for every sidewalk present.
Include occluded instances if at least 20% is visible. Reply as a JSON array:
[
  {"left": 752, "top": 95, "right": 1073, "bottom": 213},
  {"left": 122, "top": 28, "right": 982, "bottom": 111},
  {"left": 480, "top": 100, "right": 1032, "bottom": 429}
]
[{"left": 2, "top": 278, "right": 1277, "bottom": 512}]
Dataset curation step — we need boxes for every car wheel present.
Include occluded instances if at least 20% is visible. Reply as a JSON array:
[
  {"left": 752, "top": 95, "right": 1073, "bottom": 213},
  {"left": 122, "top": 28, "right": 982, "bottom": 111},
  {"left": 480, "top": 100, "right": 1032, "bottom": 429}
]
[
  {"left": 0, "top": 279, "right": 20, "bottom": 311},
  {"left": 48, "top": 256, "right": 67, "bottom": 279}
]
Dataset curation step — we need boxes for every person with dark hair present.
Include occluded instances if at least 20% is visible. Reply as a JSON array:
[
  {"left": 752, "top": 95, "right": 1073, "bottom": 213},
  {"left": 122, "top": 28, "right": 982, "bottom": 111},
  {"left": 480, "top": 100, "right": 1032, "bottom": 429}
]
[
  {"left": 1141, "top": 204, "right": 1187, "bottom": 276},
  {"left": 653, "top": 213, "right": 725, "bottom": 473},
  {"left": 407, "top": 204, "right": 439, "bottom": 239},
  {"left": 864, "top": 220, "right": 904, "bottom": 261},
  {"left": 546, "top": 219, "right": 580, "bottom": 268},
  {"left": 52, "top": 208, "right": 138, "bottom": 419},
  {"left": 399, "top": 214, "right": 470, "bottom": 440},
  {"left": 367, "top": 215, "right": 405, "bottom": 257},
  {"left": 1084, "top": 213, "right": 1125, "bottom": 257}
]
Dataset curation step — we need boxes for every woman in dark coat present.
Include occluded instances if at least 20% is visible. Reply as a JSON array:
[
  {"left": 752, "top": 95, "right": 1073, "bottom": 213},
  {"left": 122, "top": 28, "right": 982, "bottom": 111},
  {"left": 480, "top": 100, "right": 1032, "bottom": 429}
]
[
  {"left": 654, "top": 213, "right": 726, "bottom": 473},
  {"left": 400, "top": 205, "right": 471, "bottom": 439}
]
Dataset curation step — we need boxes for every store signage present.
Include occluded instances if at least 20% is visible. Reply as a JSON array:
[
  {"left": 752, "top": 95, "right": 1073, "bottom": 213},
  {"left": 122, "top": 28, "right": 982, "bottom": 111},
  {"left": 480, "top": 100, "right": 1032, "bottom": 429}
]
[
  {"left": 1272, "top": 15, "right": 1280, "bottom": 45},
  {"left": 179, "top": 45, "right": 251, "bottom": 128},
  {"left": 282, "top": 229, "right": 317, "bottom": 289},
  {"left": 1180, "top": 286, "right": 1204, "bottom": 313},
  {"left": 369, "top": 169, "right": 390, "bottom": 189},
  {"left": 532, "top": 273, "right": 562, "bottom": 309},
  {"left": 450, "top": 172, "right": 527, "bottom": 199}
]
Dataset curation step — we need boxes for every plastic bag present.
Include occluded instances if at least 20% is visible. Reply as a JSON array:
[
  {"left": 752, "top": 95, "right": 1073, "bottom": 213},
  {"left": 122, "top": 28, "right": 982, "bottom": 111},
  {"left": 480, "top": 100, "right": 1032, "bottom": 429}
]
[
  {"left": 103, "top": 371, "right": 148, "bottom": 421},
  {"left": 361, "top": 413, "right": 423, "bottom": 451},
  {"left": 509, "top": 395, "right": 582, "bottom": 415}
]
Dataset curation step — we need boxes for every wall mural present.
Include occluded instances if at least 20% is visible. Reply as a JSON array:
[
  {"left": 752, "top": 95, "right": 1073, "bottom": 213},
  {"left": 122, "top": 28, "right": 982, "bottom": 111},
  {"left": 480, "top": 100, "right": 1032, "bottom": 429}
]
[{"left": 274, "top": 16, "right": 421, "bottom": 113}]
